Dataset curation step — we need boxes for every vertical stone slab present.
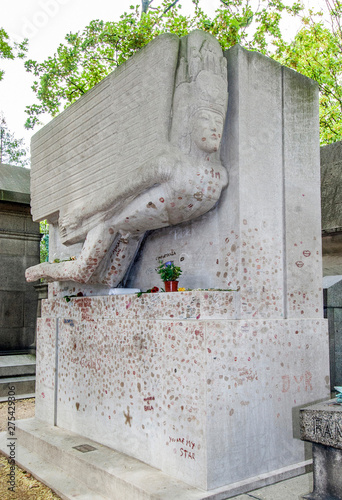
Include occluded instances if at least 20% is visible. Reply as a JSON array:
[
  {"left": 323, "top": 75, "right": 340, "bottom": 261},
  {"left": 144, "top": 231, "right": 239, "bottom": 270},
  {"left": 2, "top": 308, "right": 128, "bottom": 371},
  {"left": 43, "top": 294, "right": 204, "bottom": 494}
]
[
  {"left": 282, "top": 68, "right": 323, "bottom": 318},
  {"left": 129, "top": 46, "right": 287, "bottom": 321},
  {"left": 129, "top": 46, "right": 324, "bottom": 325},
  {"left": 222, "top": 46, "right": 285, "bottom": 320}
]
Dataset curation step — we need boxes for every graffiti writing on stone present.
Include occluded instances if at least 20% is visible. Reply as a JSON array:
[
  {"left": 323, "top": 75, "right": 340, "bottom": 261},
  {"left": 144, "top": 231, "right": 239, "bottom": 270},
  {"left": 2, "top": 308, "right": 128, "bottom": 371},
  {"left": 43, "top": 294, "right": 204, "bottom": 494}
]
[
  {"left": 169, "top": 436, "right": 196, "bottom": 460},
  {"left": 281, "top": 371, "right": 312, "bottom": 393},
  {"left": 144, "top": 396, "right": 155, "bottom": 411}
]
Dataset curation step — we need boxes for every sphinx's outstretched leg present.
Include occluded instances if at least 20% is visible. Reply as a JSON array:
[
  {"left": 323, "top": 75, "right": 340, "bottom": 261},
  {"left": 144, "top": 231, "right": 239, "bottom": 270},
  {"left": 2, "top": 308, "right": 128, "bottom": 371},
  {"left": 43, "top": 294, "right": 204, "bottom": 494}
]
[{"left": 26, "top": 222, "right": 117, "bottom": 283}]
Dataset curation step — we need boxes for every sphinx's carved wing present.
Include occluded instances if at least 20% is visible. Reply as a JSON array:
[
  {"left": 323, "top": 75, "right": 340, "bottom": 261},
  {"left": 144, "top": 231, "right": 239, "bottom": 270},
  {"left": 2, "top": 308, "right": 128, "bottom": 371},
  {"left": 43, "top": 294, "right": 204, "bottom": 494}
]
[{"left": 30, "top": 34, "right": 180, "bottom": 243}]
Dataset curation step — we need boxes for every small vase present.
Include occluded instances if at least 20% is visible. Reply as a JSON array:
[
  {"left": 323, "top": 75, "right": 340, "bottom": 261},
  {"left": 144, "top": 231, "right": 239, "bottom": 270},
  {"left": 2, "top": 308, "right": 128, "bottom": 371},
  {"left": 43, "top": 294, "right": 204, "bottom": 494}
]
[{"left": 164, "top": 281, "right": 179, "bottom": 292}]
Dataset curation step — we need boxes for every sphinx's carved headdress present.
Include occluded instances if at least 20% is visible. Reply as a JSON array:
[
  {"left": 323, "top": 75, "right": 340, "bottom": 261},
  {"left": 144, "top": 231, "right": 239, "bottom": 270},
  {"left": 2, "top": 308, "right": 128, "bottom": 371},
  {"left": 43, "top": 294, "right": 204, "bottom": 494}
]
[{"left": 171, "top": 31, "right": 228, "bottom": 155}]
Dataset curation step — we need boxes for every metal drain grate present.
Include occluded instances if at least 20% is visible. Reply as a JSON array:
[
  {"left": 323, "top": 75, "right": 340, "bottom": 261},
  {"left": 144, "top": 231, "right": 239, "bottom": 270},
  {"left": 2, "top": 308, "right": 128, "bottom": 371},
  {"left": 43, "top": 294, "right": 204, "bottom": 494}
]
[{"left": 72, "top": 444, "right": 97, "bottom": 453}]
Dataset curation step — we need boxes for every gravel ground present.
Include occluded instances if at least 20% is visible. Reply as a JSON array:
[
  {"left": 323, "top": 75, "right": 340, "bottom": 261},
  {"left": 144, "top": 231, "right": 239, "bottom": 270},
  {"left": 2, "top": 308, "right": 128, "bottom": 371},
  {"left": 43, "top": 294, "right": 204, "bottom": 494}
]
[{"left": 0, "top": 398, "right": 61, "bottom": 499}]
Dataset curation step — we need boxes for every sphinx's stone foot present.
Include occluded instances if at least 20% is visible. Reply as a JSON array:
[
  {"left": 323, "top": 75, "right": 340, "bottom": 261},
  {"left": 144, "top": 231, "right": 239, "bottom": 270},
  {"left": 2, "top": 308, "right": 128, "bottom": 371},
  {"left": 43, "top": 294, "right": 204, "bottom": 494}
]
[
  {"left": 26, "top": 261, "right": 83, "bottom": 283},
  {"left": 26, "top": 259, "right": 105, "bottom": 284},
  {"left": 25, "top": 263, "right": 56, "bottom": 282}
]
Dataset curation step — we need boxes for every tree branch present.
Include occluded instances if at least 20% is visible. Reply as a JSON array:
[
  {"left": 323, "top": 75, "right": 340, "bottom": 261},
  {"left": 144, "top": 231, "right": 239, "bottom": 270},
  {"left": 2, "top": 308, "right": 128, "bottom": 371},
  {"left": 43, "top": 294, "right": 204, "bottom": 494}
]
[{"left": 163, "top": 0, "right": 180, "bottom": 15}]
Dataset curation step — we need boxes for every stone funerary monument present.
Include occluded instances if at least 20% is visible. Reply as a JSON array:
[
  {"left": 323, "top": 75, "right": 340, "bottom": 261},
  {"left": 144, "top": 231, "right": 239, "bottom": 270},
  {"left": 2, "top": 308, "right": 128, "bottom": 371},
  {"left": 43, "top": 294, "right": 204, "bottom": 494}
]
[{"left": 8, "top": 31, "right": 330, "bottom": 498}]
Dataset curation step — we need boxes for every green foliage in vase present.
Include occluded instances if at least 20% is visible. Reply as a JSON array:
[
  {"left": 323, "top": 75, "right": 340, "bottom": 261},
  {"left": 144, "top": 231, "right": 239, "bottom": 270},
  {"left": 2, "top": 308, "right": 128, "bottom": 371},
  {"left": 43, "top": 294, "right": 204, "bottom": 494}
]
[{"left": 157, "top": 260, "right": 182, "bottom": 281}]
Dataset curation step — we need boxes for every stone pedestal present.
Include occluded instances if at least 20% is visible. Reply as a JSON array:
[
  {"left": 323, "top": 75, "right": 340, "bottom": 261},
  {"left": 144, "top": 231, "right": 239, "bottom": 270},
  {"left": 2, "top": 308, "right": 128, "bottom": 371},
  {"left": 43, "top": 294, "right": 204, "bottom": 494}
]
[
  {"left": 33, "top": 291, "right": 328, "bottom": 492},
  {"left": 300, "top": 401, "right": 342, "bottom": 499}
]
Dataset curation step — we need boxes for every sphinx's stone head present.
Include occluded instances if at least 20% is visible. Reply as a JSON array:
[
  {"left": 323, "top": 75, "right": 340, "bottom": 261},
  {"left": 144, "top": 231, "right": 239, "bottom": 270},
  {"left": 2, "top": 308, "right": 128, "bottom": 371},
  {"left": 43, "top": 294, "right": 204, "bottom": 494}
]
[
  {"left": 171, "top": 31, "right": 228, "bottom": 158},
  {"left": 191, "top": 108, "right": 224, "bottom": 154}
]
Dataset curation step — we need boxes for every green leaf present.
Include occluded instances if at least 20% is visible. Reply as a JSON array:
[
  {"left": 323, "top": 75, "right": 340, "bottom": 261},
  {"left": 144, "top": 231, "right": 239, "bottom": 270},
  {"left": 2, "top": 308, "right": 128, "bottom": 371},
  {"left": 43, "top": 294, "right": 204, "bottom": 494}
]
[
  {"left": 0, "top": 28, "right": 27, "bottom": 81},
  {"left": 0, "top": 113, "right": 29, "bottom": 166}
]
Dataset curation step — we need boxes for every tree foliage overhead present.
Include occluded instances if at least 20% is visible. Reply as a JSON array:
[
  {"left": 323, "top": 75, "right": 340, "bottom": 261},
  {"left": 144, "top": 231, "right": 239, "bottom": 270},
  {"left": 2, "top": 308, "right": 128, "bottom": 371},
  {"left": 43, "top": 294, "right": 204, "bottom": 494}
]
[
  {"left": 0, "top": 114, "right": 29, "bottom": 167},
  {"left": 21, "top": 0, "right": 342, "bottom": 144},
  {"left": 23, "top": 0, "right": 302, "bottom": 130},
  {"left": 0, "top": 27, "right": 27, "bottom": 81},
  {"left": 274, "top": 0, "right": 342, "bottom": 144}
]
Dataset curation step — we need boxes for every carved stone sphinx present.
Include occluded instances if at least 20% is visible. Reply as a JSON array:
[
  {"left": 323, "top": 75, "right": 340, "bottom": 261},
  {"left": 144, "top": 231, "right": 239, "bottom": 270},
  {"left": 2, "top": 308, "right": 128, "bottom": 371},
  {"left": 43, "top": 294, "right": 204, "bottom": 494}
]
[{"left": 26, "top": 31, "right": 229, "bottom": 285}]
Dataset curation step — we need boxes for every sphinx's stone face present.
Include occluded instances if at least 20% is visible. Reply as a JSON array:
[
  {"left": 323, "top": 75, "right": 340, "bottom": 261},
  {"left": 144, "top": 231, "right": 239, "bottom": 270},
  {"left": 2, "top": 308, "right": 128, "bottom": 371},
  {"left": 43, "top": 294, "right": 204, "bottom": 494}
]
[{"left": 191, "top": 109, "right": 224, "bottom": 153}]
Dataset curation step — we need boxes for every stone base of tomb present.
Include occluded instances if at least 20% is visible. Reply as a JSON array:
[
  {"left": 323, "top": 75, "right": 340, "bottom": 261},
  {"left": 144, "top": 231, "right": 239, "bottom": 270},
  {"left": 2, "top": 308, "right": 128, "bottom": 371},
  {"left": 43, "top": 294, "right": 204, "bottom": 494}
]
[
  {"left": 11, "top": 291, "right": 329, "bottom": 494},
  {"left": 0, "top": 417, "right": 313, "bottom": 500}
]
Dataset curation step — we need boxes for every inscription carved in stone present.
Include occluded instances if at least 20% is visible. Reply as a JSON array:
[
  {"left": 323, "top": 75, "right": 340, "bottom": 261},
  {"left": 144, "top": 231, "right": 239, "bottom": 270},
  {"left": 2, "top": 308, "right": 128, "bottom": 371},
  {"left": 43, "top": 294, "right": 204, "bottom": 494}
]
[
  {"left": 300, "top": 401, "right": 342, "bottom": 450},
  {"left": 312, "top": 417, "right": 342, "bottom": 441}
]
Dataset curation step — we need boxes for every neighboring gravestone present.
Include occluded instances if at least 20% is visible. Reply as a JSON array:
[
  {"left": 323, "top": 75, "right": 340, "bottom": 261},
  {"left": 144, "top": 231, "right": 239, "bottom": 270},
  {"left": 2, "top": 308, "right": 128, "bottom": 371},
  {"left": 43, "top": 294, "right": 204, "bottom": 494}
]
[
  {"left": 323, "top": 276, "right": 342, "bottom": 390},
  {"left": 13, "top": 33, "right": 329, "bottom": 499},
  {"left": 321, "top": 141, "right": 342, "bottom": 276},
  {"left": 0, "top": 164, "right": 40, "bottom": 351},
  {"left": 300, "top": 400, "right": 342, "bottom": 499}
]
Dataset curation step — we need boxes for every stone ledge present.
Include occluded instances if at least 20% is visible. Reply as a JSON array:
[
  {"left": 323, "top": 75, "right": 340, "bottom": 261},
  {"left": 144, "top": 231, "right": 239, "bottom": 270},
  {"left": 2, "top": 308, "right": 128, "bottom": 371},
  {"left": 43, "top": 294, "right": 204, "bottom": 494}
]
[
  {"left": 300, "top": 400, "right": 342, "bottom": 449},
  {"left": 0, "top": 189, "right": 30, "bottom": 204},
  {"left": 0, "top": 229, "right": 41, "bottom": 241},
  {"left": 41, "top": 290, "right": 239, "bottom": 321}
]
